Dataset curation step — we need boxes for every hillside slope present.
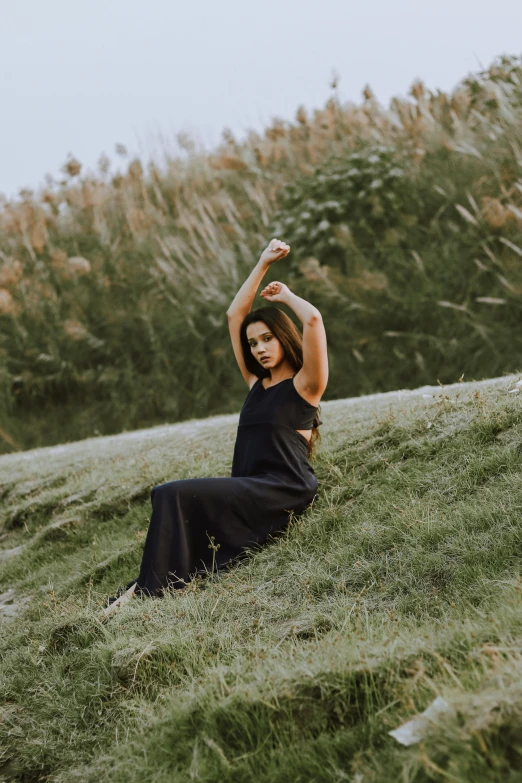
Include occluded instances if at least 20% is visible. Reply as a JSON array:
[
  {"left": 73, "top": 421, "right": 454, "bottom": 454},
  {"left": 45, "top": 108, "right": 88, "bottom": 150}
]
[{"left": 1, "top": 375, "right": 522, "bottom": 782}]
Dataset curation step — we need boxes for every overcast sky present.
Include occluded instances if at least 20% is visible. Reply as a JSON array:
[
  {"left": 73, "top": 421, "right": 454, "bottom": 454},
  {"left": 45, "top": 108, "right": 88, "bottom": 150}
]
[{"left": 1, "top": 0, "right": 521, "bottom": 199}]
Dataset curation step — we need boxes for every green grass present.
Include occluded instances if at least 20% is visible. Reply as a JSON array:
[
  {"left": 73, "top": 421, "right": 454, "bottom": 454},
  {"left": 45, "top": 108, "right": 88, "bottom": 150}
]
[{"left": 1, "top": 375, "right": 522, "bottom": 782}]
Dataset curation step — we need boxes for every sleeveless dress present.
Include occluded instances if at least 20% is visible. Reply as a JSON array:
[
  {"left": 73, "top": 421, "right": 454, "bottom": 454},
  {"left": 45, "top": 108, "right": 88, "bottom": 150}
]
[{"left": 135, "top": 376, "right": 321, "bottom": 596}]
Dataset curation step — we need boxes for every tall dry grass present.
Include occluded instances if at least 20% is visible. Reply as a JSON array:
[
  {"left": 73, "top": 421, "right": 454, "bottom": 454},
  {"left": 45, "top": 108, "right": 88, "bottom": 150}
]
[{"left": 0, "top": 54, "right": 521, "bottom": 452}]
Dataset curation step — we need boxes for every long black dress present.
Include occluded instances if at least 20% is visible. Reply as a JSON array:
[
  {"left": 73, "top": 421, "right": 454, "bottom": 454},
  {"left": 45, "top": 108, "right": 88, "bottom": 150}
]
[{"left": 135, "top": 376, "right": 321, "bottom": 596}]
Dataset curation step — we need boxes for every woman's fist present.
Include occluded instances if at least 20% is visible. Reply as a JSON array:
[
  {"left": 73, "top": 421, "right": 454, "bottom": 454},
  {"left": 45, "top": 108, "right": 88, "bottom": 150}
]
[
  {"left": 260, "top": 281, "right": 291, "bottom": 303},
  {"left": 260, "top": 238, "right": 290, "bottom": 266}
]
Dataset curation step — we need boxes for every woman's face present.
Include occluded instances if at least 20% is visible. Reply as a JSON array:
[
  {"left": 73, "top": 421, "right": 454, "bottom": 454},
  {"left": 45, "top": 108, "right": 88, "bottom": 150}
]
[{"left": 246, "top": 321, "right": 285, "bottom": 370}]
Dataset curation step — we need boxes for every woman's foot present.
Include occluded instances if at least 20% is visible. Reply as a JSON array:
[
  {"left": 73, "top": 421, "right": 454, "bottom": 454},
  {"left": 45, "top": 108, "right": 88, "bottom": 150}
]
[
  {"left": 101, "top": 581, "right": 137, "bottom": 619},
  {"left": 106, "top": 579, "right": 138, "bottom": 607}
]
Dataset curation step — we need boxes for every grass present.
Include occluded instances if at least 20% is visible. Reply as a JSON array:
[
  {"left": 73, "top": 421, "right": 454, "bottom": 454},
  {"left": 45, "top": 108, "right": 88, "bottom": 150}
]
[
  {"left": 1, "top": 54, "right": 522, "bottom": 452},
  {"left": 1, "top": 373, "right": 522, "bottom": 781}
]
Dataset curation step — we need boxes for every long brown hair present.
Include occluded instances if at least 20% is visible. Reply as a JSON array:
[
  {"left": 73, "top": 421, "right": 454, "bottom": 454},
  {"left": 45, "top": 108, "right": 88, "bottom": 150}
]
[{"left": 240, "top": 307, "right": 321, "bottom": 457}]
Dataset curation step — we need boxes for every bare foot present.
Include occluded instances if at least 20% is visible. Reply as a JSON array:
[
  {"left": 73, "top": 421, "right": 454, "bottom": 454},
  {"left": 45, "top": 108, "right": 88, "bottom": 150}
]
[{"left": 100, "top": 582, "right": 137, "bottom": 620}]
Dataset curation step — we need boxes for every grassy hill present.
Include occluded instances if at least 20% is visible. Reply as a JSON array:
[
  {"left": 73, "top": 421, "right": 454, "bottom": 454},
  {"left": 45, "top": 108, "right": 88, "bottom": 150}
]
[{"left": 1, "top": 374, "right": 522, "bottom": 782}]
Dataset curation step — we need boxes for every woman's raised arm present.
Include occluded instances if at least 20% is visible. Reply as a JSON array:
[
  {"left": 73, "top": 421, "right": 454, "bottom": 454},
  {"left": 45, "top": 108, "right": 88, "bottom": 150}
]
[
  {"left": 260, "top": 281, "right": 328, "bottom": 406},
  {"left": 226, "top": 239, "right": 289, "bottom": 386}
]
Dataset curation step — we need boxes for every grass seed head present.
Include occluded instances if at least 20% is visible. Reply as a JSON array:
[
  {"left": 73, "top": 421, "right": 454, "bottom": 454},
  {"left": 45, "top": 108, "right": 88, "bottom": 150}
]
[
  {"left": 63, "top": 156, "right": 82, "bottom": 177},
  {"left": 67, "top": 256, "right": 91, "bottom": 276},
  {"left": 0, "top": 258, "right": 22, "bottom": 287},
  {"left": 0, "top": 287, "right": 16, "bottom": 315},
  {"left": 481, "top": 197, "right": 508, "bottom": 229}
]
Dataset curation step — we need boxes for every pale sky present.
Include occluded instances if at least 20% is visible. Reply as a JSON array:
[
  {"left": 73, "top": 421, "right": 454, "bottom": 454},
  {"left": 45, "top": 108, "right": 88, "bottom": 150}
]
[{"left": 1, "top": 0, "right": 521, "bottom": 199}]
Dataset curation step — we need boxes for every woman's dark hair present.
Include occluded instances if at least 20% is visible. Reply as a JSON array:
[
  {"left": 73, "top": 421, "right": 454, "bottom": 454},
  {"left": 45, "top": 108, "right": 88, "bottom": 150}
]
[{"left": 240, "top": 307, "right": 321, "bottom": 457}]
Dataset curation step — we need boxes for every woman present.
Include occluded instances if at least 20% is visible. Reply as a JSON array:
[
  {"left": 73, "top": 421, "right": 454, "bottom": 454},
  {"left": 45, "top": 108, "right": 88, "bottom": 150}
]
[{"left": 107, "top": 238, "right": 328, "bottom": 607}]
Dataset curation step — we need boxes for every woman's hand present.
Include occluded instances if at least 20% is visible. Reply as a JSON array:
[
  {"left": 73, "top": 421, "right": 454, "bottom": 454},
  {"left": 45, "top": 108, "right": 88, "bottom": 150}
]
[
  {"left": 260, "top": 281, "right": 292, "bottom": 303},
  {"left": 259, "top": 238, "right": 290, "bottom": 266}
]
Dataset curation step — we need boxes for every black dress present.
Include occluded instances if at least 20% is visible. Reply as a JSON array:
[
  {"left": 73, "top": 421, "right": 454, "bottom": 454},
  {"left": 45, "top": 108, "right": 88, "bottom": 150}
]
[{"left": 135, "top": 376, "right": 321, "bottom": 596}]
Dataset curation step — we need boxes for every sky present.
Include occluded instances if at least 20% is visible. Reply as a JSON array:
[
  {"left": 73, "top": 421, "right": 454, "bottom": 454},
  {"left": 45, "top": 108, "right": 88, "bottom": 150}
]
[{"left": 1, "top": 0, "right": 521, "bottom": 199}]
